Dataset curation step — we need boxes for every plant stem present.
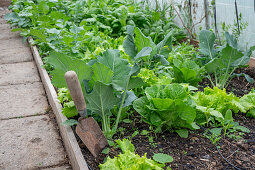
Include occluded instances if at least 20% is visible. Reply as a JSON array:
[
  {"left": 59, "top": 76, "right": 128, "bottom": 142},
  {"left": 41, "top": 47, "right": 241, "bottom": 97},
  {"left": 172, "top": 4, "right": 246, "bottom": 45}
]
[{"left": 113, "top": 82, "right": 129, "bottom": 132}]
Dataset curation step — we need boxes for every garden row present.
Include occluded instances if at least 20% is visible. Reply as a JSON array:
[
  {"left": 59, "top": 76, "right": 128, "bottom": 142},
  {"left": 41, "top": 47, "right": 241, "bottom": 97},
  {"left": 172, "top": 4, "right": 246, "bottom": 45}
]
[{"left": 5, "top": 0, "right": 255, "bottom": 169}]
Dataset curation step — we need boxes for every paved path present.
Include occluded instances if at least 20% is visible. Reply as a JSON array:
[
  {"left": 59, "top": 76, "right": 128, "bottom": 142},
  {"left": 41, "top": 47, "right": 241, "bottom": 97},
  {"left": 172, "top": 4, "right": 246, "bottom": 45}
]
[{"left": 0, "top": 8, "right": 71, "bottom": 170}]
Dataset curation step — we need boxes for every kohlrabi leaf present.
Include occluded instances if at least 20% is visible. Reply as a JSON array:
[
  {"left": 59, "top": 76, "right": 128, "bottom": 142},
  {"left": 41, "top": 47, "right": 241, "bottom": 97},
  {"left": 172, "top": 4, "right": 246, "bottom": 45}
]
[
  {"left": 123, "top": 91, "right": 137, "bottom": 107},
  {"left": 127, "top": 77, "right": 145, "bottom": 90},
  {"left": 91, "top": 62, "right": 113, "bottom": 85},
  {"left": 221, "top": 44, "right": 243, "bottom": 66},
  {"left": 199, "top": 30, "right": 216, "bottom": 58},
  {"left": 225, "top": 32, "right": 238, "bottom": 49},
  {"left": 98, "top": 49, "right": 131, "bottom": 91},
  {"left": 86, "top": 82, "right": 119, "bottom": 117},
  {"left": 46, "top": 51, "right": 92, "bottom": 88}
]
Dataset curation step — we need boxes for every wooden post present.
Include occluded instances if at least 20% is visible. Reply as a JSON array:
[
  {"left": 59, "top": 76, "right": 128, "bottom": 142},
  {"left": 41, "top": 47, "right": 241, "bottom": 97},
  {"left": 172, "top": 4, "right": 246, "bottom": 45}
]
[{"left": 204, "top": 0, "right": 209, "bottom": 29}]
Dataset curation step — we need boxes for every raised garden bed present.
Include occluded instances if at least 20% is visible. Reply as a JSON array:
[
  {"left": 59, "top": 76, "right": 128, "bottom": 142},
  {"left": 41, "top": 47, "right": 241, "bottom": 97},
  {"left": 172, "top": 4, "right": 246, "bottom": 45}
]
[{"left": 31, "top": 41, "right": 255, "bottom": 169}]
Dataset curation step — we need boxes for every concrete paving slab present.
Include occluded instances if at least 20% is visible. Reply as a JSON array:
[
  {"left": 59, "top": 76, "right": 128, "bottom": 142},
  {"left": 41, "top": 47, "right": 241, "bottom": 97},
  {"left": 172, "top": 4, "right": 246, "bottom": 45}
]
[
  {"left": 0, "top": 62, "right": 40, "bottom": 86},
  {"left": 0, "top": 48, "right": 33, "bottom": 64},
  {"left": 0, "top": 82, "right": 49, "bottom": 119},
  {"left": 0, "top": 115, "right": 67, "bottom": 170},
  {"left": 0, "top": 30, "right": 20, "bottom": 40},
  {"left": 44, "top": 165, "right": 72, "bottom": 170},
  {"left": 0, "top": 24, "right": 10, "bottom": 30},
  {"left": 0, "top": 38, "right": 29, "bottom": 50}
]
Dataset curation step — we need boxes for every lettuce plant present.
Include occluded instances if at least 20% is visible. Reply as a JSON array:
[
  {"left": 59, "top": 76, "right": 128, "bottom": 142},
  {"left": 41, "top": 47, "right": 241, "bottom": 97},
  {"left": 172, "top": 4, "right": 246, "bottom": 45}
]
[
  {"left": 133, "top": 84, "right": 198, "bottom": 137},
  {"left": 99, "top": 139, "right": 164, "bottom": 170}
]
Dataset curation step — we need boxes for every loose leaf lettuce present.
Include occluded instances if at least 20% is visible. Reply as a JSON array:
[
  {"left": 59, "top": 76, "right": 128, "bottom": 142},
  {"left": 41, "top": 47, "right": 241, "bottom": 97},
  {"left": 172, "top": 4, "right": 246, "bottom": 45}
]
[{"left": 99, "top": 139, "right": 164, "bottom": 170}]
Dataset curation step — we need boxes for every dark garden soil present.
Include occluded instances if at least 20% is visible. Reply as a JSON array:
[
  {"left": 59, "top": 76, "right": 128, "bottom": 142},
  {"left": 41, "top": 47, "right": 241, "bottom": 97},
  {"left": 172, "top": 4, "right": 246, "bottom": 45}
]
[{"left": 76, "top": 67, "right": 255, "bottom": 170}]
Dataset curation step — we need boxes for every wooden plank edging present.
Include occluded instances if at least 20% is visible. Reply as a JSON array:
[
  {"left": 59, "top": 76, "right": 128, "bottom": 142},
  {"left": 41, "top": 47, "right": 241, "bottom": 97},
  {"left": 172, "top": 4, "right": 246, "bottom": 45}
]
[{"left": 28, "top": 37, "right": 89, "bottom": 170}]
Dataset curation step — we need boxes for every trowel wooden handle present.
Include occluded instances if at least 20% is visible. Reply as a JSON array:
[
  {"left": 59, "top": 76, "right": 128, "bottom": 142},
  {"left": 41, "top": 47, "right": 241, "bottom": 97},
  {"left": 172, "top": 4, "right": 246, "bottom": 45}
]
[{"left": 64, "top": 71, "right": 86, "bottom": 112}]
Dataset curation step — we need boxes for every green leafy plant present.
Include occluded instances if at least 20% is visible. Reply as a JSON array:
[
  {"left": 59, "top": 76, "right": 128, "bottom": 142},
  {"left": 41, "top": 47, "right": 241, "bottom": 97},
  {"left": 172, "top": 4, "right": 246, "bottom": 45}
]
[
  {"left": 217, "top": 109, "right": 250, "bottom": 137},
  {"left": 85, "top": 49, "right": 144, "bottom": 138},
  {"left": 153, "top": 153, "right": 173, "bottom": 164},
  {"left": 57, "top": 88, "right": 78, "bottom": 118},
  {"left": 133, "top": 84, "right": 199, "bottom": 137},
  {"left": 192, "top": 87, "right": 245, "bottom": 126},
  {"left": 204, "top": 128, "right": 222, "bottom": 144},
  {"left": 198, "top": 30, "right": 255, "bottom": 89},
  {"left": 239, "top": 89, "right": 255, "bottom": 118},
  {"left": 172, "top": 58, "right": 205, "bottom": 86},
  {"left": 99, "top": 139, "right": 165, "bottom": 170}
]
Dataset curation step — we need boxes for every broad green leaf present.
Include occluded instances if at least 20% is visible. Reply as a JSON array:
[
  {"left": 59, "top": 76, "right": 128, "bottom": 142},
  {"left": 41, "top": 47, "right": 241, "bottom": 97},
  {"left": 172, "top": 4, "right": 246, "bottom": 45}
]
[
  {"left": 91, "top": 63, "right": 113, "bottom": 85},
  {"left": 127, "top": 77, "right": 145, "bottom": 90},
  {"left": 86, "top": 82, "right": 119, "bottom": 117},
  {"left": 225, "top": 32, "right": 237, "bottom": 49},
  {"left": 4, "top": 12, "right": 19, "bottom": 22},
  {"left": 163, "top": 84, "right": 187, "bottom": 100},
  {"left": 221, "top": 44, "right": 243, "bottom": 65},
  {"left": 224, "top": 109, "right": 233, "bottom": 121},
  {"left": 30, "top": 29, "right": 47, "bottom": 43},
  {"left": 175, "top": 129, "right": 188, "bottom": 138},
  {"left": 152, "top": 98, "right": 174, "bottom": 110},
  {"left": 150, "top": 113, "right": 163, "bottom": 126},
  {"left": 176, "top": 101, "right": 196, "bottom": 123},
  {"left": 98, "top": 49, "right": 131, "bottom": 91},
  {"left": 102, "top": 148, "right": 110, "bottom": 154},
  {"left": 134, "top": 27, "right": 156, "bottom": 53},
  {"left": 199, "top": 30, "right": 216, "bottom": 58},
  {"left": 46, "top": 51, "right": 92, "bottom": 88},
  {"left": 247, "top": 108, "right": 255, "bottom": 118},
  {"left": 38, "top": 1, "right": 49, "bottom": 14},
  {"left": 123, "top": 91, "right": 137, "bottom": 107},
  {"left": 133, "top": 97, "right": 150, "bottom": 118},
  {"left": 145, "top": 85, "right": 162, "bottom": 100},
  {"left": 123, "top": 25, "right": 137, "bottom": 59},
  {"left": 208, "top": 108, "right": 224, "bottom": 119},
  {"left": 153, "top": 153, "right": 173, "bottom": 164},
  {"left": 155, "top": 54, "right": 169, "bottom": 65},
  {"left": 157, "top": 31, "right": 173, "bottom": 52},
  {"left": 235, "top": 126, "right": 250, "bottom": 133},
  {"left": 205, "top": 57, "right": 220, "bottom": 73},
  {"left": 134, "top": 47, "right": 152, "bottom": 60},
  {"left": 210, "top": 128, "right": 222, "bottom": 136}
]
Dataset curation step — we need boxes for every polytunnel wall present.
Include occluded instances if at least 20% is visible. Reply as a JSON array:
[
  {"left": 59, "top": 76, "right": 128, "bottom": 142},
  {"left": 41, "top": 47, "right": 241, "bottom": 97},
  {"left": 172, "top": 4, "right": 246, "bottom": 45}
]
[{"left": 137, "top": 0, "right": 255, "bottom": 56}]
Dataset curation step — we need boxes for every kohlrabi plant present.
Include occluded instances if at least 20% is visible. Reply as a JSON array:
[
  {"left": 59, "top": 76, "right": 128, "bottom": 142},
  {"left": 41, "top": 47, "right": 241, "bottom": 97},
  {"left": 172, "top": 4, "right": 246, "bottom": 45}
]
[{"left": 198, "top": 30, "right": 255, "bottom": 89}]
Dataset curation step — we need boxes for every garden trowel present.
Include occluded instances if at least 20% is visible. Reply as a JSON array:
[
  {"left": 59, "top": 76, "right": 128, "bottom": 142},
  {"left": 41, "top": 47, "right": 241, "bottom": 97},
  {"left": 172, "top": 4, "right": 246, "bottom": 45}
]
[{"left": 65, "top": 71, "right": 108, "bottom": 158}]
